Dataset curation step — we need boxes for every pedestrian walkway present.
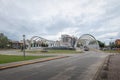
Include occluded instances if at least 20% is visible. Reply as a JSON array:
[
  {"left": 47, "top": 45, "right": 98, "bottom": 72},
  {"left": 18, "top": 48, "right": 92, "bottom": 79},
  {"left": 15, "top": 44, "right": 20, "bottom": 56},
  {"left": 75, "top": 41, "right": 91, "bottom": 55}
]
[
  {"left": 107, "top": 54, "right": 120, "bottom": 80},
  {"left": 96, "top": 53, "right": 120, "bottom": 80}
]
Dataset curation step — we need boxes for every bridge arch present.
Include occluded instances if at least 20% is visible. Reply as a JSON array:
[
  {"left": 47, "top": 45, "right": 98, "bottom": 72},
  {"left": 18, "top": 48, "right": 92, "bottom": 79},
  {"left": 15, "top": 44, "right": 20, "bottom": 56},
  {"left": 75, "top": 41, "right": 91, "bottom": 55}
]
[
  {"left": 75, "top": 34, "right": 99, "bottom": 50},
  {"left": 28, "top": 36, "right": 55, "bottom": 49}
]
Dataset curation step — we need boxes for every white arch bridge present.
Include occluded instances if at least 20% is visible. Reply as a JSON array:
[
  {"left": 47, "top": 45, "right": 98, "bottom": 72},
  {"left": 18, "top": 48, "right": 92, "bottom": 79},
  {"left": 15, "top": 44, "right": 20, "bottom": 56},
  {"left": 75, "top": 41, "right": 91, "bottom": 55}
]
[
  {"left": 27, "top": 34, "right": 99, "bottom": 50},
  {"left": 75, "top": 34, "right": 99, "bottom": 50},
  {"left": 27, "top": 36, "right": 58, "bottom": 50}
]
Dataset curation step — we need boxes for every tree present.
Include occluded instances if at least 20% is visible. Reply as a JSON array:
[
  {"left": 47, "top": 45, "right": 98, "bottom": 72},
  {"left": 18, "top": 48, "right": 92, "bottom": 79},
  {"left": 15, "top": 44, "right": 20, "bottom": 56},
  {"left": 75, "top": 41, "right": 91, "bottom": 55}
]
[
  {"left": 0, "top": 33, "right": 9, "bottom": 48},
  {"left": 97, "top": 40, "right": 105, "bottom": 48},
  {"left": 45, "top": 44, "right": 48, "bottom": 47},
  {"left": 109, "top": 42, "right": 116, "bottom": 49},
  {"left": 41, "top": 42, "right": 48, "bottom": 47}
]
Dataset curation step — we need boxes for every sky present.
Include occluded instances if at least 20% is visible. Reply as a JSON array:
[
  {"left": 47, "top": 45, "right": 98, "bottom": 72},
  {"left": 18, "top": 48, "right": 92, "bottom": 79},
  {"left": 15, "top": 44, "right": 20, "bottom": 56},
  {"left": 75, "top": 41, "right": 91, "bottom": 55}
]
[{"left": 0, "top": 0, "right": 120, "bottom": 44}]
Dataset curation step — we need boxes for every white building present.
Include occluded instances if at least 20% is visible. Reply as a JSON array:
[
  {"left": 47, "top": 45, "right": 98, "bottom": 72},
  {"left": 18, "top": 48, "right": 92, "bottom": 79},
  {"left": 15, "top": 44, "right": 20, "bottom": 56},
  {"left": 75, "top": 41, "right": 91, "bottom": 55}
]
[{"left": 60, "top": 34, "right": 77, "bottom": 48}]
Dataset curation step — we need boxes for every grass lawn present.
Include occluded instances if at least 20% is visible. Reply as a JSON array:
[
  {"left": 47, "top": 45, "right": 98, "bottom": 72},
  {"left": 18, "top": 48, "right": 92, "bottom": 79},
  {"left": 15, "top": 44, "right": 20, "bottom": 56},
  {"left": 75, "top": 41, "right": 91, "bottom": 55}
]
[
  {"left": 26, "top": 50, "right": 82, "bottom": 54},
  {"left": 0, "top": 55, "right": 51, "bottom": 64}
]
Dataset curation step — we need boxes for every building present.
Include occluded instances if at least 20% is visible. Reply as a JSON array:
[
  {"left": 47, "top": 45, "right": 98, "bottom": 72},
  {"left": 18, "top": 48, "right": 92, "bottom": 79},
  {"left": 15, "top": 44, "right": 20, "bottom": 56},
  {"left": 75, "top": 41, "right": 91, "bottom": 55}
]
[
  {"left": 20, "top": 39, "right": 30, "bottom": 48},
  {"left": 60, "top": 34, "right": 77, "bottom": 48},
  {"left": 115, "top": 39, "right": 120, "bottom": 46},
  {"left": 9, "top": 40, "right": 23, "bottom": 49}
]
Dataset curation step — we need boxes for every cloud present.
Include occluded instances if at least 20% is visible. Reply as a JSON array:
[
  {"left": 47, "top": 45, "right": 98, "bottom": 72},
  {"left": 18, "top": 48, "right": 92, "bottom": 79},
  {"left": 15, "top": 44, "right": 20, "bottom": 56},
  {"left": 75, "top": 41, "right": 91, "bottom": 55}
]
[
  {"left": 0, "top": 0, "right": 120, "bottom": 45},
  {"left": 97, "top": 32, "right": 119, "bottom": 39}
]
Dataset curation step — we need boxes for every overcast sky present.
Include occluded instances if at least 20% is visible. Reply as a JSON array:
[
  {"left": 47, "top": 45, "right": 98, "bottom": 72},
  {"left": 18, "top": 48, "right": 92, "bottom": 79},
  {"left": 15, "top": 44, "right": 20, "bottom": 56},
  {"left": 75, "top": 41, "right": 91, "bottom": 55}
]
[{"left": 0, "top": 0, "right": 120, "bottom": 44}]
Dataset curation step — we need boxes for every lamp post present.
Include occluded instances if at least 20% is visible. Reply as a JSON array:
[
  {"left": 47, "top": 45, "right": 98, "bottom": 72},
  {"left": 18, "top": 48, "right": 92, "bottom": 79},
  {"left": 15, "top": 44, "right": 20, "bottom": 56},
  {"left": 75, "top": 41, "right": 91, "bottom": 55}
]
[
  {"left": 109, "top": 38, "right": 113, "bottom": 53},
  {"left": 23, "top": 35, "right": 26, "bottom": 59}
]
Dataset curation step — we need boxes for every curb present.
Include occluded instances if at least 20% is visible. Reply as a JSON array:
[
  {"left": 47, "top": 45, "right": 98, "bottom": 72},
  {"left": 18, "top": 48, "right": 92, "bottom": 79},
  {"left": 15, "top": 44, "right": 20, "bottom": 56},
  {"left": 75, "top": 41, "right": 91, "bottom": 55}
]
[
  {"left": 92, "top": 55, "right": 110, "bottom": 80},
  {"left": 0, "top": 56, "right": 69, "bottom": 70}
]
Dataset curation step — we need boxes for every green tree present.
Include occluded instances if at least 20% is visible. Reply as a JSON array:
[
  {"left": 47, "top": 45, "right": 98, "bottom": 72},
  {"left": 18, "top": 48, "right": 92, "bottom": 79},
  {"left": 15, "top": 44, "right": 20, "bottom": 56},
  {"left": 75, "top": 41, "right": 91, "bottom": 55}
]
[
  {"left": 41, "top": 42, "right": 48, "bottom": 47},
  {"left": 109, "top": 42, "right": 116, "bottom": 49},
  {"left": 0, "top": 33, "right": 9, "bottom": 48},
  {"left": 97, "top": 40, "right": 105, "bottom": 48},
  {"left": 45, "top": 44, "right": 48, "bottom": 47}
]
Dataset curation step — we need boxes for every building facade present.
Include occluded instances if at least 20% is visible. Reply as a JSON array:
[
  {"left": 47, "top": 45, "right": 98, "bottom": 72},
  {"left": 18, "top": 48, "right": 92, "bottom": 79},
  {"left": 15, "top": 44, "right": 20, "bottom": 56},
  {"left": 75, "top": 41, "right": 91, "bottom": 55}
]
[
  {"left": 60, "top": 34, "right": 77, "bottom": 48},
  {"left": 115, "top": 39, "right": 120, "bottom": 46}
]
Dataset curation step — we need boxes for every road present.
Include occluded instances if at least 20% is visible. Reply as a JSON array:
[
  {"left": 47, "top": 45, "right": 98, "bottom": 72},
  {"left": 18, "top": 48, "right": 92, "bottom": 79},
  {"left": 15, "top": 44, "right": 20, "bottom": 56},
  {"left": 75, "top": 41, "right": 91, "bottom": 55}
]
[{"left": 0, "top": 51, "right": 108, "bottom": 80}]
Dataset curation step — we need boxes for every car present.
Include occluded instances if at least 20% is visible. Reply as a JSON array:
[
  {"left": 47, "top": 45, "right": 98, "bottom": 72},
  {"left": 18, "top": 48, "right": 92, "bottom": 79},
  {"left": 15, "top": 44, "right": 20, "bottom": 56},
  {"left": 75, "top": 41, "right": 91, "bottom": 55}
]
[{"left": 84, "top": 47, "right": 89, "bottom": 51}]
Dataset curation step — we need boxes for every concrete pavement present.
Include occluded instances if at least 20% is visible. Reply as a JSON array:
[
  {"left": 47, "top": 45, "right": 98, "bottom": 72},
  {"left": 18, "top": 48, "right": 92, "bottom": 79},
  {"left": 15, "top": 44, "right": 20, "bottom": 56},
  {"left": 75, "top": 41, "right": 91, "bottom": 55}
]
[
  {"left": 0, "top": 51, "right": 109, "bottom": 80},
  {"left": 95, "top": 53, "right": 120, "bottom": 80}
]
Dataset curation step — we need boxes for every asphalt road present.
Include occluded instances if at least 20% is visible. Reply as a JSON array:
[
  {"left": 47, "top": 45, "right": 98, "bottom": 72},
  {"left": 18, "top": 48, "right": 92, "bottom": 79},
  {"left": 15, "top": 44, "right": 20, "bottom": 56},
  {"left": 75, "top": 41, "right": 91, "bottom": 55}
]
[{"left": 0, "top": 51, "right": 108, "bottom": 80}]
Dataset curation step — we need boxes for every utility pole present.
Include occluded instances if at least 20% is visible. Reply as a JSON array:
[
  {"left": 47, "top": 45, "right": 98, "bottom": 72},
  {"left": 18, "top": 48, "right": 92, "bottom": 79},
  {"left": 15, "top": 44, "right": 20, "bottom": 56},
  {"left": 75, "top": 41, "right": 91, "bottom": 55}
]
[
  {"left": 109, "top": 38, "right": 113, "bottom": 53},
  {"left": 23, "top": 35, "right": 26, "bottom": 59}
]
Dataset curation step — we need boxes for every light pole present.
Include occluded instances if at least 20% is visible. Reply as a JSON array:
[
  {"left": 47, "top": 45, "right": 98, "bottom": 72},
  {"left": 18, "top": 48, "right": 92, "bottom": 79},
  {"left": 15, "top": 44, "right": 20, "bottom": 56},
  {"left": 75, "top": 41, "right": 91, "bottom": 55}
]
[
  {"left": 23, "top": 35, "right": 26, "bottom": 59},
  {"left": 109, "top": 38, "right": 113, "bottom": 53}
]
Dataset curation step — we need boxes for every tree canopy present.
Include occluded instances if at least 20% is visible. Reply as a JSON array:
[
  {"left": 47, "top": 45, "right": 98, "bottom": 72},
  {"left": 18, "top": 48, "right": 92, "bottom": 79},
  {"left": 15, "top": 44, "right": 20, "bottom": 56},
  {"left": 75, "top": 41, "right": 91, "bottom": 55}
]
[
  {"left": 0, "top": 33, "right": 9, "bottom": 48},
  {"left": 97, "top": 40, "right": 105, "bottom": 48}
]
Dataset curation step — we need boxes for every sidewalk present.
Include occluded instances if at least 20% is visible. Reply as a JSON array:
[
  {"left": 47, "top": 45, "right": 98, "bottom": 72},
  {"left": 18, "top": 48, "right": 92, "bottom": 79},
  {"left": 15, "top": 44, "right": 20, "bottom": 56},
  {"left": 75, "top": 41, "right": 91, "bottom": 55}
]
[
  {"left": 0, "top": 56, "right": 68, "bottom": 70},
  {"left": 95, "top": 53, "right": 120, "bottom": 80}
]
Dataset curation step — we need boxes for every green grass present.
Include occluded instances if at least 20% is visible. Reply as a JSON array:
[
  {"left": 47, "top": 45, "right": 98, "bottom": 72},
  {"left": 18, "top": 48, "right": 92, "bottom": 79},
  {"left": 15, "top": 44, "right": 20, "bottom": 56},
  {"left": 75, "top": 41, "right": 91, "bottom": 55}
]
[
  {"left": 0, "top": 55, "right": 51, "bottom": 64},
  {"left": 48, "top": 50, "right": 79, "bottom": 53},
  {"left": 26, "top": 50, "right": 82, "bottom": 54}
]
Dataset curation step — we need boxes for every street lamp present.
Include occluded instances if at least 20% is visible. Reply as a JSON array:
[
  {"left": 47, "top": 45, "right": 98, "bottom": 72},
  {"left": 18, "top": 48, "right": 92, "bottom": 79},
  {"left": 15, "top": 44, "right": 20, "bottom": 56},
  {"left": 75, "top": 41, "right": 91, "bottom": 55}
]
[
  {"left": 109, "top": 38, "right": 113, "bottom": 53},
  {"left": 23, "top": 35, "right": 26, "bottom": 59}
]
